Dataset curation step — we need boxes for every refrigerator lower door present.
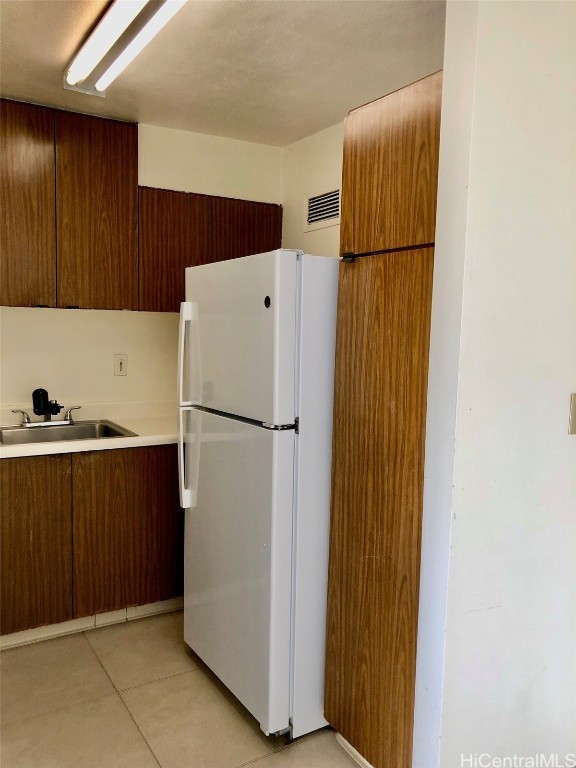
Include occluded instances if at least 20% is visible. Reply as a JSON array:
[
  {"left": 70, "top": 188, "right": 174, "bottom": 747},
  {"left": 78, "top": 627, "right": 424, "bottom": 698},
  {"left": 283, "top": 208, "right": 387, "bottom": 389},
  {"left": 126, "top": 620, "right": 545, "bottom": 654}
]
[{"left": 183, "top": 408, "right": 294, "bottom": 736}]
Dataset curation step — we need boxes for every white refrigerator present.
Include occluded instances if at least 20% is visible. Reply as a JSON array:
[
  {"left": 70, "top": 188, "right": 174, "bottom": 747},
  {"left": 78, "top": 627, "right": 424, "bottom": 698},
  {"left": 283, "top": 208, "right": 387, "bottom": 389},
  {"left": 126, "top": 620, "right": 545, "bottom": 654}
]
[{"left": 177, "top": 249, "right": 339, "bottom": 739}]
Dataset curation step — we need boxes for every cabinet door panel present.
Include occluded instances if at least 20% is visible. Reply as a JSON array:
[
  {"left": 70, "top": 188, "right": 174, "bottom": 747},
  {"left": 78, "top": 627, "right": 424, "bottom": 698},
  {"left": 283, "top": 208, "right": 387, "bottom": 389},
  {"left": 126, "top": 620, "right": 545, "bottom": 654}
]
[
  {"left": 126, "top": 445, "right": 183, "bottom": 606},
  {"left": 0, "top": 455, "right": 73, "bottom": 634},
  {"left": 324, "top": 248, "right": 434, "bottom": 768},
  {"left": 340, "top": 72, "right": 442, "bottom": 256},
  {"left": 0, "top": 100, "right": 56, "bottom": 307},
  {"left": 72, "top": 450, "right": 128, "bottom": 617},
  {"left": 73, "top": 447, "right": 183, "bottom": 618},
  {"left": 211, "top": 198, "right": 282, "bottom": 262},
  {"left": 56, "top": 112, "right": 138, "bottom": 309},
  {"left": 139, "top": 187, "right": 211, "bottom": 312}
]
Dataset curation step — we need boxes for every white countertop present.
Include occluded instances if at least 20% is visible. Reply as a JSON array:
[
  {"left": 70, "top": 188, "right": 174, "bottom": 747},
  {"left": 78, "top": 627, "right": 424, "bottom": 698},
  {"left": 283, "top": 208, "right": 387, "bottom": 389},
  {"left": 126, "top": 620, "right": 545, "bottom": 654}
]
[{"left": 0, "top": 401, "right": 178, "bottom": 459}]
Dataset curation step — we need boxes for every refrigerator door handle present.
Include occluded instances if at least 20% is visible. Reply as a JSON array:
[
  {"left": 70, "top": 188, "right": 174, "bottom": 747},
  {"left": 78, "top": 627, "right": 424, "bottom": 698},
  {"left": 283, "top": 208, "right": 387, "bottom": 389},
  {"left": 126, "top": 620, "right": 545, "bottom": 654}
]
[
  {"left": 178, "top": 407, "right": 201, "bottom": 508},
  {"left": 179, "top": 302, "right": 202, "bottom": 406},
  {"left": 178, "top": 301, "right": 192, "bottom": 406}
]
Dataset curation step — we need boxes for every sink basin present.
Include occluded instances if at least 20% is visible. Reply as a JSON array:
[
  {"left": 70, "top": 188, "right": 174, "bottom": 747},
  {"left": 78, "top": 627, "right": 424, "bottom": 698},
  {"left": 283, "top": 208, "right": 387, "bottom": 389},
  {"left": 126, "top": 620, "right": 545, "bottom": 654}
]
[{"left": 0, "top": 420, "right": 137, "bottom": 446}]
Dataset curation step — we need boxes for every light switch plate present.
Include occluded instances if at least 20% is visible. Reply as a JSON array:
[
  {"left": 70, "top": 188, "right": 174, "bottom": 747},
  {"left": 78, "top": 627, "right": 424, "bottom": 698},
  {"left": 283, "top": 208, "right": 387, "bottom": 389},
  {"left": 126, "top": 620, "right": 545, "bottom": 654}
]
[
  {"left": 114, "top": 354, "right": 128, "bottom": 376},
  {"left": 569, "top": 394, "right": 576, "bottom": 435}
]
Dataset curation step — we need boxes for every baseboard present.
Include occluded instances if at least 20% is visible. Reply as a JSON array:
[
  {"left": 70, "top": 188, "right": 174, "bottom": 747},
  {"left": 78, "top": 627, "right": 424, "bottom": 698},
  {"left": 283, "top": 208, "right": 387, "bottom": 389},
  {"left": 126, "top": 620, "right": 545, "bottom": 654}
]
[
  {"left": 0, "top": 597, "right": 184, "bottom": 650},
  {"left": 335, "top": 733, "right": 375, "bottom": 768}
]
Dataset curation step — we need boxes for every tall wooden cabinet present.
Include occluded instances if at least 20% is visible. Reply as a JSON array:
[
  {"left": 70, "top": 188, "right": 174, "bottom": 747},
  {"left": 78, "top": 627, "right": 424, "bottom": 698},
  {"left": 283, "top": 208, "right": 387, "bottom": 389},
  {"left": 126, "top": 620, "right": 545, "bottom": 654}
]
[
  {"left": 56, "top": 111, "right": 138, "bottom": 309},
  {"left": 324, "top": 72, "right": 442, "bottom": 768},
  {"left": 0, "top": 100, "right": 56, "bottom": 307}
]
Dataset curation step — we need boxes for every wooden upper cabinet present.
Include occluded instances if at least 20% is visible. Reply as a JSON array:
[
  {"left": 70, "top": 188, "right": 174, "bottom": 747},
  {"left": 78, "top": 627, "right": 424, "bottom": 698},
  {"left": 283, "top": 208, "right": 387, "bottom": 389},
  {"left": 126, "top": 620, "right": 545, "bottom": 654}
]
[
  {"left": 55, "top": 112, "right": 138, "bottom": 309},
  {"left": 340, "top": 71, "right": 442, "bottom": 256},
  {"left": 0, "top": 100, "right": 56, "bottom": 307},
  {"left": 0, "top": 455, "right": 73, "bottom": 635},
  {"left": 139, "top": 187, "right": 211, "bottom": 312},
  {"left": 211, "top": 197, "right": 283, "bottom": 262}
]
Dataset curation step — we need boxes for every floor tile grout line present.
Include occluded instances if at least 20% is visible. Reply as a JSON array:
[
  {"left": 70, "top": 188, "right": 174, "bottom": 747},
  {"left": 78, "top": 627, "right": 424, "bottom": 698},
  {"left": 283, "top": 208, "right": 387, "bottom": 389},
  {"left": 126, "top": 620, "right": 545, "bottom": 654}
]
[
  {"left": 235, "top": 740, "right": 294, "bottom": 768},
  {"left": 0, "top": 691, "right": 120, "bottom": 731},
  {"left": 0, "top": 633, "right": 117, "bottom": 728},
  {"left": 117, "top": 665, "right": 203, "bottom": 695},
  {"left": 82, "top": 631, "right": 162, "bottom": 768},
  {"left": 116, "top": 692, "right": 163, "bottom": 768}
]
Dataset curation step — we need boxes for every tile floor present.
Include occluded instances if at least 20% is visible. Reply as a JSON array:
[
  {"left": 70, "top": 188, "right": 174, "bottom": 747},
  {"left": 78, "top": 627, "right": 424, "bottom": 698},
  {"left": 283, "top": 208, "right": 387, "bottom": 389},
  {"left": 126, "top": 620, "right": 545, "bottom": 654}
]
[{"left": 0, "top": 611, "right": 358, "bottom": 768}]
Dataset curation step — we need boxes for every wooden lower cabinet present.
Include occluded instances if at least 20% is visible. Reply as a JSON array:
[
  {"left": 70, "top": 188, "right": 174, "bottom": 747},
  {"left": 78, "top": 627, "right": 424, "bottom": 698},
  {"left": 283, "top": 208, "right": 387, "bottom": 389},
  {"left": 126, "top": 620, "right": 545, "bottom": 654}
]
[
  {"left": 324, "top": 248, "right": 434, "bottom": 768},
  {"left": 73, "top": 446, "right": 183, "bottom": 618},
  {"left": 0, "top": 445, "right": 183, "bottom": 635},
  {"left": 0, "top": 455, "right": 73, "bottom": 635}
]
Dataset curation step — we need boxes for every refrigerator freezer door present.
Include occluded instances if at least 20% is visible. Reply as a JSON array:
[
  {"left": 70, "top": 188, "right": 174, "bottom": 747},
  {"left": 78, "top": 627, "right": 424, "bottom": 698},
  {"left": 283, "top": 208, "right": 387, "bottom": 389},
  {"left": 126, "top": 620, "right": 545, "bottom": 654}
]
[
  {"left": 185, "top": 250, "right": 298, "bottom": 425},
  {"left": 183, "top": 408, "right": 294, "bottom": 735}
]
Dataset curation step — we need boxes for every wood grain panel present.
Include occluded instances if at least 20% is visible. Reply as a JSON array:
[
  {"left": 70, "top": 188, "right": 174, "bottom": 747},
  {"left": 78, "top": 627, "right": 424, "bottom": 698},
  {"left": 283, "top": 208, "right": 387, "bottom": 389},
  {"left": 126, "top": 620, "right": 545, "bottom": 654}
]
[
  {"left": 324, "top": 248, "right": 434, "bottom": 768},
  {"left": 340, "top": 72, "right": 442, "bottom": 256},
  {"left": 0, "top": 99, "right": 56, "bottom": 307},
  {"left": 56, "top": 111, "right": 138, "bottom": 309},
  {"left": 73, "top": 447, "right": 183, "bottom": 618},
  {"left": 125, "top": 445, "right": 183, "bottom": 606},
  {"left": 211, "top": 197, "right": 282, "bottom": 262},
  {"left": 0, "top": 455, "right": 73, "bottom": 634},
  {"left": 139, "top": 187, "right": 211, "bottom": 312}
]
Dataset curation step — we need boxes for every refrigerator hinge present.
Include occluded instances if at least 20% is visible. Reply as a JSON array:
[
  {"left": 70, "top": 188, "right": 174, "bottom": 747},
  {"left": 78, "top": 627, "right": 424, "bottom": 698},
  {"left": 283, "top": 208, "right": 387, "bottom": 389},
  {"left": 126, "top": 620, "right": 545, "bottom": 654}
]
[
  {"left": 261, "top": 421, "right": 297, "bottom": 431},
  {"left": 295, "top": 417, "right": 299, "bottom": 434}
]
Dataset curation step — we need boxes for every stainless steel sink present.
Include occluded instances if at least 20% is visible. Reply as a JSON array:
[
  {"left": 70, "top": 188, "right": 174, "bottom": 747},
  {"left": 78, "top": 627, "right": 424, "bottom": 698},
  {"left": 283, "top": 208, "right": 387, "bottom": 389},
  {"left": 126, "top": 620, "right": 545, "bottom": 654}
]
[{"left": 0, "top": 420, "right": 137, "bottom": 446}]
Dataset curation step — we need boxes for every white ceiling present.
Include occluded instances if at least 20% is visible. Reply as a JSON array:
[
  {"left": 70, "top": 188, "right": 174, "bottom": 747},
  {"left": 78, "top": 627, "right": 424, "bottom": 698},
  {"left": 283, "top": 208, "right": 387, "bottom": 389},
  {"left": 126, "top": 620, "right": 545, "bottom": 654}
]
[{"left": 0, "top": 0, "right": 445, "bottom": 146}]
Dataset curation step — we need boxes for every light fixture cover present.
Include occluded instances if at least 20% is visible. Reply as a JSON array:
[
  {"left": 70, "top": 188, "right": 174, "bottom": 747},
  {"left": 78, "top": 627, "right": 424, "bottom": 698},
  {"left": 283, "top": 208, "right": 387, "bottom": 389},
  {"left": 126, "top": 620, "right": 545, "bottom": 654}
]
[
  {"left": 95, "top": 0, "right": 188, "bottom": 92},
  {"left": 66, "top": 0, "right": 150, "bottom": 86},
  {"left": 64, "top": 0, "right": 188, "bottom": 94}
]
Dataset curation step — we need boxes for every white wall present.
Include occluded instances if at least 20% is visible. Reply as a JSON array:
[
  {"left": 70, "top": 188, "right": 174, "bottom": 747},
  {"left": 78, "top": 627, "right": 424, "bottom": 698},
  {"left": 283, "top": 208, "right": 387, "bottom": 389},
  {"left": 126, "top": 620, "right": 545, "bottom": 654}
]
[
  {"left": 415, "top": 2, "right": 576, "bottom": 765},
  {"left": 139, "top": 123, "right": 283, "bottom": 203},
  {"left": 0, "top": 307, "right": 179, "bottom": 412},
  {"left": 281, "top": 122, "right": 344, "bottom": 257}
]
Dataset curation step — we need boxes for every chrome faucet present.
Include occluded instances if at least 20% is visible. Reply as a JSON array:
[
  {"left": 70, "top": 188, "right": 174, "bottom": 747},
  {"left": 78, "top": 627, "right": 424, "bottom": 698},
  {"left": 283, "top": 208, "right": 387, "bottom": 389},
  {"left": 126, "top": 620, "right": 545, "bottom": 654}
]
[
  {"left": 64, "top": 406, "right": 81, "bottom": 423},
  {"left": 11, "top": 401, "right": 81, "bottom": 428}
]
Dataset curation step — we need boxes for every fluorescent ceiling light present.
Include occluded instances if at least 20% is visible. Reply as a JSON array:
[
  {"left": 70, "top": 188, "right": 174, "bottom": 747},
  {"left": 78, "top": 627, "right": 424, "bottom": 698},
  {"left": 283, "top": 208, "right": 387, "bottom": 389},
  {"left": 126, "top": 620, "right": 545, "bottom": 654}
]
[
  {"left": 66, "top": 0, "right": 150, "bottom": 86},
  {"left": 95, "top": 0, "right": 188, "bottom": 92}
]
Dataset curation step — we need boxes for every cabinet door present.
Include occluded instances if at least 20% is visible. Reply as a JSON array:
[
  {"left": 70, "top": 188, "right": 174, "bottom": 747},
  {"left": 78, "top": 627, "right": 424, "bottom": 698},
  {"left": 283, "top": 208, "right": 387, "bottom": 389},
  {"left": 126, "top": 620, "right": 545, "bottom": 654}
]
[
  {"left": 0, "top": 455, "right": 73, "bottom": 635},
  {"left": 340, "top": 72, "right": 442, "bottom": 256},
  {"left": 126, "top": 445, "right": 183, "bottom": 606},
  {"left": 0, "top": 100, "right": 56, "bottom": 307},
  {"left": 324, "top": 249, "right": 434, "bottom": 768},
  {"left": 139, "top": 187, "right": 211, "bottom": 312},
  {"left": 211, "top": 197, "right": 282, "bottom": 262},
  {"left": 73, "top": 447, "right": 183, "bottom": 618},
  {"left": 56, "top": 112, "right": 138, "bottom": 309}
]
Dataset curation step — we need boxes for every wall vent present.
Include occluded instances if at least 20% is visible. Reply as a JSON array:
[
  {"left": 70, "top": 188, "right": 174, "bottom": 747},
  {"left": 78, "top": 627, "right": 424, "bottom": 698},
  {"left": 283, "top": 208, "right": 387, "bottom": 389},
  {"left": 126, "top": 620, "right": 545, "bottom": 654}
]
[{"left": 304, "top": 189, "right": 340, "bottom": 232}]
